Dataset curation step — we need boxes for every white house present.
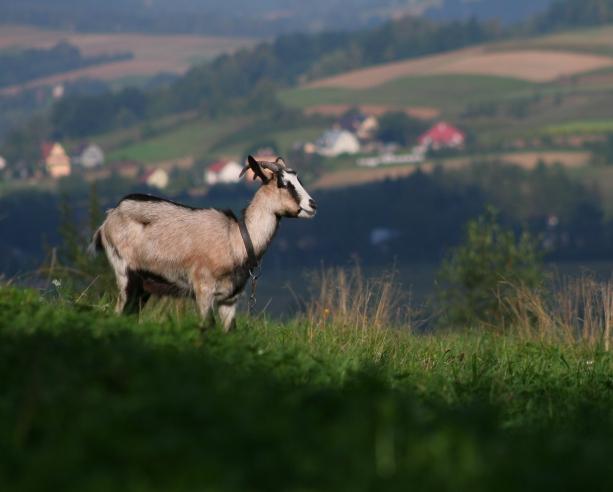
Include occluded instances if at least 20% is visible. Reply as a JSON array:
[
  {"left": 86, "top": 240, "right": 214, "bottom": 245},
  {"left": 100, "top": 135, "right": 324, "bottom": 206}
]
[
  {"left": 316, "top": 129, "right": 361, "bottom": 157},
  {"left": 205, "top": 159, "right": 243, "bottom": 185},
  {"left": 75, "top": 144, "right": 105, "bottom": 168}
]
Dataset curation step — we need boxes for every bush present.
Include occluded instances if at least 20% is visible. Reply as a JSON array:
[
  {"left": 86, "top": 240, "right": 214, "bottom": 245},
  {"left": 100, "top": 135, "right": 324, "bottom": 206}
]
[{"left": 437, "top": 208, "right": 544, "bottom": 328}]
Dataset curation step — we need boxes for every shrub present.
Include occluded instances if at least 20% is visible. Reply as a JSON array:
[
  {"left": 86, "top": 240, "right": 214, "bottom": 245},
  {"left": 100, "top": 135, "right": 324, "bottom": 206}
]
[{"left": 437, "top": 208, "right": 544, "bottom": 329}]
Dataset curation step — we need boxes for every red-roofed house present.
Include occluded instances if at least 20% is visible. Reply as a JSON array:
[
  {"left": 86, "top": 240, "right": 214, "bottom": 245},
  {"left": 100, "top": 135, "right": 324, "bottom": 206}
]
[
  {"left": 205, "top": 158, "right": 243, "bottom": 185},
  {"left": 418, "top": 122, "right": 465, "bottom": 150}
]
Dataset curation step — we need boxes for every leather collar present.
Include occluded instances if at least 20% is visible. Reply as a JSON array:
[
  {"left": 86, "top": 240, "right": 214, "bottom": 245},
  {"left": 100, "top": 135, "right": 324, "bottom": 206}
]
[{"left": 238, "top": 219, "right": 259, "bottom": 272}]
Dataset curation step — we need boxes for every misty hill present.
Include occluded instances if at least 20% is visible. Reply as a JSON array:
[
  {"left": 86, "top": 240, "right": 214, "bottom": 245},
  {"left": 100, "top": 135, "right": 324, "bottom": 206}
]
[
  {"left": 0, "top": 0, "right": 558, "bottom": 37},
  {"left": 0, "top": 0, "right": 433, "bottom": 37},
  {"left": 426, "top": 0, "right": 553, "bottom": 25}
]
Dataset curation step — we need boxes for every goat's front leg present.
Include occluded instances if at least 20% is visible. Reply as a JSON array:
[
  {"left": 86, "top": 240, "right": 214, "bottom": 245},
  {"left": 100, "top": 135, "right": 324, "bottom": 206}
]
[
  {"left": 194, "top": 282, "right": 215, "bottom": 331},
  {"left": 217, "top": 300, "right": 237, "bottom": 332}
]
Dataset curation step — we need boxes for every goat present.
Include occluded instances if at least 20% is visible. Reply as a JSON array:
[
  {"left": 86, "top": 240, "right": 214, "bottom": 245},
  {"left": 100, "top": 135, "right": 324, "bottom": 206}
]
[{"left": 90, "top": 155, "right": 316, "bottom": 331}]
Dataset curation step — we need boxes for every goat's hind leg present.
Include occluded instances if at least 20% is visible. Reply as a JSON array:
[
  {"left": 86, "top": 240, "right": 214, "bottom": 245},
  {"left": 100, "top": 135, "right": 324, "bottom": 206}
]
[
  {"left": 114, "top": 269, "right": 130, "bottom": 314},
  {"left": 117, "top": 269, "right": 150, "bottom": 316}
]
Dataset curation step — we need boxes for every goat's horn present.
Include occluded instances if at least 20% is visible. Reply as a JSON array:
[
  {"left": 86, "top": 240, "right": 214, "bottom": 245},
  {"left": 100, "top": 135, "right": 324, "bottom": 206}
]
[{"left": 259, "top": 161, "right": 281, "bottom": 172}]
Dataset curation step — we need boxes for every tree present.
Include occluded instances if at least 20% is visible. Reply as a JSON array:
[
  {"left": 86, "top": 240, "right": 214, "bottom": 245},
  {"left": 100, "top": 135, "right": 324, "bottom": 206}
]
[
  {"left": 437, "top": 208, "right": 544, "bottom": 328},
  {"left": 376, "top": 112, "right": 428, "bottom": 146}
]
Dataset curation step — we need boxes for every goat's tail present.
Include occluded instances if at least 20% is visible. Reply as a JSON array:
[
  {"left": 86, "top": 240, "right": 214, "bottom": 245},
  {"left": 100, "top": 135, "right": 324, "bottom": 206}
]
[{"left": 88, "top": 227, "right": 104, "bottom": 257}]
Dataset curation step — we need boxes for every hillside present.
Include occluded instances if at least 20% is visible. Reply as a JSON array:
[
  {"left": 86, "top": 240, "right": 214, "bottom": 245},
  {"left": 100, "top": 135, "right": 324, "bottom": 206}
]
[
  {"left": 3, "top": 283, "right": 613, "bottom": 490},
  {"left": 0, "top": 0, "right": 559, "bottom": 37},
  {"left": 0, "top": 25, "right": 255, "bottom": 95},
  {"left": 280, "top": 24, "right": 613, "bottom": 144},
  {"left": 426, "top": 0, "right": 553, "bottom": 24}
]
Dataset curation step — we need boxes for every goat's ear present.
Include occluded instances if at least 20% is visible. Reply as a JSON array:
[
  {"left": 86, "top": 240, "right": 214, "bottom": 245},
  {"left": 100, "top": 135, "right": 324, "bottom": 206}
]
[
  {"left": 247, "top": 155, "right": 269, "bottom": 183},
  {"left": 275, "top": 157, "right": 286, "bottom": 166}
]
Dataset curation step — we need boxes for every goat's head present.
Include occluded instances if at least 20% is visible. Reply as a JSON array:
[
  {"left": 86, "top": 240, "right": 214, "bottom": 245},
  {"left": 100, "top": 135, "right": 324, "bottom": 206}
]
[{"left": 241, "top": 155, "right": 317, "bottom": 218}]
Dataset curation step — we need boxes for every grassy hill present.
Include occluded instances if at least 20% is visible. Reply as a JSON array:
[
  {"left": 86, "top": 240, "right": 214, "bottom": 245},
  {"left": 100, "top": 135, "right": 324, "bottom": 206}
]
[
  {"left": 281, "top": 74, "right": 536, "bottom": 114},
  {"left": 103, "top": 25, "right": 613, "bottom": 169},
  {"left": 2, "top": 285, "right": 613, "bottom": 491},
  {"left": 280, "top": 26, "right": 613, "bottom": 143},
  {"left": 104, "top": 114, "right": 328, "bottom": 165}
]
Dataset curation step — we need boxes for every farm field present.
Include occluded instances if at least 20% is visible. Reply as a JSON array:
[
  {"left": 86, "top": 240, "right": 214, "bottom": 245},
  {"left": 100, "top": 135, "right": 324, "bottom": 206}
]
[
  {"left": 545, "top": 118, "right": 613, "bottom": 135},
  {"left": 281, "top": 74, "right": 537, "bottom": 114},
  {"left": 106, "top": 116, "right": 253, "bottom": 164},
  {"left": 280, "top": 26, "right": 613, "bottom": 142},
  {"left": 305, "top": 47, "right": 613, "bottom": 89},
  {"left": 2, "top": 286, "right": 613, "bottom": 491},
  {"left": 106, "top": 114, "right": 328, "bottom": 165},
  {"left": 0, "top": 25, "right": 254, "bottom": 94},
  {"left": 312, "top": 150, "right": 592, "bottom": 189}
]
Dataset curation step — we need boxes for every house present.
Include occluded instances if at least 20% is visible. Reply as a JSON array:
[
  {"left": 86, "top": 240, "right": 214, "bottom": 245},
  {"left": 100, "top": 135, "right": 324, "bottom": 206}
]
[
  {"left": 316, "top": 129, "right": 360, "bottom": 157},
  {"left": 73, "top": 143, "right": 105, "bottom": 168},
  {"left": 337, "top": 111, "right": 379, "bottom": 140},
  {"left": 42, "top": 142, "right": 71, "bottom": 178},
  {"left": 141, "top": 168, "right": 169, "bottom": 189},
  {"left": 418, "top": 122, "right": 465, "bottom": 150},
  {"left": 112, "top": 160, "right": 141, "bottom": 179},
  {"left": 205, "top": 159, "right": 243, "bottom": 185}
]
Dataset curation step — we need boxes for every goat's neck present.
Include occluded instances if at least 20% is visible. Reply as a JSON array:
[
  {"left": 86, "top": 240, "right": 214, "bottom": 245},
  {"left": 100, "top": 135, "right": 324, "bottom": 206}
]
[{"left": 242, "top": 188, "right": 280, "bottom": 258}]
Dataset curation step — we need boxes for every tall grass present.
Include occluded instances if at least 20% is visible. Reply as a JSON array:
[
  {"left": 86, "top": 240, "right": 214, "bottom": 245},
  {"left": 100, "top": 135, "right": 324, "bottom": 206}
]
[
  {"left": 10, "top": 259, "right": 613, "bottom": 352},
  {"left": 503, "top": 275, "right": 613, "bottom": 348},
  {"left": 304, "top": 265, "right": 414, "bottom": 331}
]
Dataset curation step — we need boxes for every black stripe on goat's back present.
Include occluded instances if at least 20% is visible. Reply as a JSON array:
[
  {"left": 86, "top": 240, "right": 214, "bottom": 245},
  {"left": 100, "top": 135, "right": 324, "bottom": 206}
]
[
  {"left": 221, "top": 209, "right": 239, "bottom": 222},
  {"left": 119, "top": 193, "right": 202, "bottom": 211},
  {"left": 119, "top": 194, "right": 238, "bottom": 222}
]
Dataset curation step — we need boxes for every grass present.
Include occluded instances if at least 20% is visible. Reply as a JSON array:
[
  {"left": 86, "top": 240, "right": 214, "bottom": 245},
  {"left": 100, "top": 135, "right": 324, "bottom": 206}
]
[
  {"left": 280, "top": 74, "right": 536, "bottom": 114},
  {"left": 106, "top": 117, "right": 247, "bottom": 163},
  {"left": 211, "top": 124, "right": 328, "bottom": 157},
  {"left": 545, "top": 118, "right": 613, "bottom": 135},
  {"left": 105, "top": 115, "right": 328, "bottom": 164},
  {"left": 2, "top": 276, "right": 613, "bottom": 491}
]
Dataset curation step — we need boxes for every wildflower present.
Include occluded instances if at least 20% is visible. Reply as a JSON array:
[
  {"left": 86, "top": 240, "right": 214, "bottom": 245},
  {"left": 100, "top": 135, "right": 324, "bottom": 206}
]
[{"left": 51, "top": 279, "right": 61, "bottom": 288}]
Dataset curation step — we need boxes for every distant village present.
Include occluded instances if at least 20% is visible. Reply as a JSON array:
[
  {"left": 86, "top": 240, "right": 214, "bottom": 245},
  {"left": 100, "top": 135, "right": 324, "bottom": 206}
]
[{"left": 0, "top": 110, "right": 466, "bottom": 191}]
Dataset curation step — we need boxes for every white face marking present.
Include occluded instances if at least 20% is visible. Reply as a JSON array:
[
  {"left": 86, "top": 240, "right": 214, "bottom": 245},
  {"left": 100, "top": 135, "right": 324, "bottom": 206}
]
[{"left": 284, "top": 171, "right": 316, "bottom": 218}]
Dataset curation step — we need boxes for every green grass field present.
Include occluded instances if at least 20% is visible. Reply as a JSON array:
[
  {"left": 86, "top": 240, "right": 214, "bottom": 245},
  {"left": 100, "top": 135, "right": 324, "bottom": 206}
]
[
  {"left": 280, "top": 75, "right": 536, "bottom": 114},
  {"left": 2, "top": 286, "right": 613, "bottom": 491},
  {"left": 105, "top": 116, "right": 328, "bottom": 165},
  {"left": 106, "top": 117, "right": 248, "bottom": 163},
  {"left": 545, "top": 118, "right": 613, "bottom": 135}
]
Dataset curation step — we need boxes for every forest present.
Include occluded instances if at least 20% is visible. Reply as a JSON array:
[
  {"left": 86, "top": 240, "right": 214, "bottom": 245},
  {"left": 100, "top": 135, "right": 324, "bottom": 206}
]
[{"left": 1, "top": 162, "right": 610, "bottom": 278}]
